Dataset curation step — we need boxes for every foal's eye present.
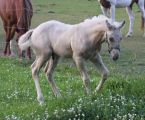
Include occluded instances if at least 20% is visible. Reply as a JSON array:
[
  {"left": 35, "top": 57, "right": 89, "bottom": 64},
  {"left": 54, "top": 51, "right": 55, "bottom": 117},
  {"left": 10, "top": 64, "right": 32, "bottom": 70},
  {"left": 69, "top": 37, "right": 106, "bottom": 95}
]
[{"left": 109, "top": 37, "right": 114, "bottom": 42}]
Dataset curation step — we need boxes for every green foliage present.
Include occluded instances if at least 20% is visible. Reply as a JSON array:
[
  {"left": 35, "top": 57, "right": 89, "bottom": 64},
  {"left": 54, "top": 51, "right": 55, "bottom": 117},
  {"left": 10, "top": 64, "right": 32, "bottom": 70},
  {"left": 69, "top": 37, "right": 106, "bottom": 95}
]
[{"left": 0, "top": 0, "right": 145, "bottom": 119}]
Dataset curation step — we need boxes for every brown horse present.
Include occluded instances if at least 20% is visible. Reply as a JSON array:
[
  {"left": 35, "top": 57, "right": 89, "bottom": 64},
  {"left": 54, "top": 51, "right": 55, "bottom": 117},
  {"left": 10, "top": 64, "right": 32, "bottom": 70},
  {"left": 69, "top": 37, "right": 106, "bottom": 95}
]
[{"left": 0, "top": 0, "right": 33, "bottom": 58}]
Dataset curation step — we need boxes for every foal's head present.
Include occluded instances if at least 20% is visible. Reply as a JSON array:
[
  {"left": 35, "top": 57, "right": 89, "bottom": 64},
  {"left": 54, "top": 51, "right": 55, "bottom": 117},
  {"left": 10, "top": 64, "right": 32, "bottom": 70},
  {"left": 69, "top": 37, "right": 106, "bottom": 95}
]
[{"left": 105, "top": 20, "right": 125, "bottom": 61}]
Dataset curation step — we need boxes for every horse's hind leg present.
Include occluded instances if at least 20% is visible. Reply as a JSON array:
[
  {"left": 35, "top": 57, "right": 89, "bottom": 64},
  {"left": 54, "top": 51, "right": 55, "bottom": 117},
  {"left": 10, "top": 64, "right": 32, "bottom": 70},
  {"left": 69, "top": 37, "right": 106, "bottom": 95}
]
[
  {"left": 126, "top": 7, "right": 135, "bottom": 37},
  {"left": 31, "top": 54, "right": 50, "bottom": 104},
  {"left": 4, "top": 24, "right": 16, "bottom": 56},
  {"left": 73, "top": 54, "right": 91, "bottom": 94},
  {"left": 45, "top": 55, "right": 61, "bottom": 98},
  {"left": 137, "top": 0, "right": 145, "bottom": 37},
  {"left": 100, "top": 6, "right": 110, "bottom": 17},
  {"left": 110, "top": 4, "right": 116, "bottom": 21},
  {"left": 3, "top": 24, "right": 10, "bottom": 56},
  {"left": 90, "top": 53, "right": 109, "bottom": 92},
  {"left": 26, "top": 47, "right": 31, "bottom": 59},
  {"left": 9, "top": 26, "right": 16, "bottom": 56}
]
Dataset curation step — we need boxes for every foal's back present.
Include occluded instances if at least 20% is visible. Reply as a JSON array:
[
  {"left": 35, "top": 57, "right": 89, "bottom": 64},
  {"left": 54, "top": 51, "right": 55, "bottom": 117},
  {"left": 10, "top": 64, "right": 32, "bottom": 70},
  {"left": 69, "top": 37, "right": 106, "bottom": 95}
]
[{"left": 31, "top": 20, "right": 76, "bottom": 57}]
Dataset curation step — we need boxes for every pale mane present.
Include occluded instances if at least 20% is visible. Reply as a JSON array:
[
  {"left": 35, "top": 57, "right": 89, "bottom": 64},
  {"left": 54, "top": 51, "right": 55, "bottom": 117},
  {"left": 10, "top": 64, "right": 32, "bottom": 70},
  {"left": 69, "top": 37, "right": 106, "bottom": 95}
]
[
  {"left": 84, "top": 15, "right": 110, "bottom": 23},
  {"left": 83, "top": 14, "right": 121, "bottom": 28}
]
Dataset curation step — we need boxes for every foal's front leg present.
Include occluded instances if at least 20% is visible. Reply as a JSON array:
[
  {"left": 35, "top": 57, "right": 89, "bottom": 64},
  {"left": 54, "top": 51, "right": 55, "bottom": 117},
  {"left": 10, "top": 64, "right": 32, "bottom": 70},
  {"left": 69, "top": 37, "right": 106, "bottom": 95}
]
[
  {"left": 90, "top": 53, "right": 109, "bottom": 92},
  {"left": 73, "top": 54, "right": 90, "bottom": 94}
]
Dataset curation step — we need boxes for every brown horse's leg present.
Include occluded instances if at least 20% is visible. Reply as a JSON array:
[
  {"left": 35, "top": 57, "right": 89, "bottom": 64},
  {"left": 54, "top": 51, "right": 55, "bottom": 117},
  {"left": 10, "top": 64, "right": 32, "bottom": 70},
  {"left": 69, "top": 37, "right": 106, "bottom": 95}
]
[
  {"left": 8, "top": 26, "right": 16, "bottom": 56},
  {"left": 4, "top": 25, "right": 11, "bottom": 56},
  {"left": 4, "top": 24, "right": 15, "bottom": 56},
  {"left": 3, "top": 24, "right": 8, "bottom": 56},
  {"left": 26, "top": 47, "right": 31, "bottom": 59},
  {"left": 4, "top": 41, "right": 9, "bottom": 56}
]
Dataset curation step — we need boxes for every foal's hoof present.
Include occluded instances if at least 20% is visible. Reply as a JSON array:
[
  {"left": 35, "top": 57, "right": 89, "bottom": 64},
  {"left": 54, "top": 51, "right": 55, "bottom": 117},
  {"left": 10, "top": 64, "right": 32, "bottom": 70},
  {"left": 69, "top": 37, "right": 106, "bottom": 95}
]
[
  {"left": 85, "top": 88, "right": 91, "bottom": 95},
  {"left": 95, "top": 86, "right": 102, "bottom": 93},
  {"left": 37, "top": 96, "right": 44, "bottom": 105},
  {"left": 55, "top": 93, "right": 62, "bottom": 98},
  {"left": 93, "top": 89, "right": 100, "bottom": 95},
  {"left": 39, "top": 101, "right": 45, "bottom": 106}
]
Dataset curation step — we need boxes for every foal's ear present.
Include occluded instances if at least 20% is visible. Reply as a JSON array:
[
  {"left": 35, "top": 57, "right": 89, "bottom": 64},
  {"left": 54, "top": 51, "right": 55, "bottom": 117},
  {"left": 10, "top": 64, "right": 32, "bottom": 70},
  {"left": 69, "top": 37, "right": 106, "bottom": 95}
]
[
  {"left": 118, "top": 20, "right": 125, "bottom": 29},
  {"left": 106, "top": 20, "right": 115, "bottom": 30}
]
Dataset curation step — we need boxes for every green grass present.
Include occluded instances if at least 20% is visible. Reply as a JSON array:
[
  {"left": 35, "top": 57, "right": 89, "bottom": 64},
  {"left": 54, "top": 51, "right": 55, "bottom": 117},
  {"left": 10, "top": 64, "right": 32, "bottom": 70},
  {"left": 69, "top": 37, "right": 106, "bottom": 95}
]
[{"left": 0, "top": 0, "right": 145, "bottom": 119}]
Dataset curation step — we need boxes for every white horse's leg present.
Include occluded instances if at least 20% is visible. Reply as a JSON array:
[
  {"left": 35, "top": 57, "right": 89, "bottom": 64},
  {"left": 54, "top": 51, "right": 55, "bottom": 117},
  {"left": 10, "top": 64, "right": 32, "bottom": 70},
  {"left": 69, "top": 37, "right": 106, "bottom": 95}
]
[
  {"left": 73, "top": 54, "right": 90, "bottom": 94},
  {"left": 100, "top": 6, "right": 110, "bottom": 17},
  {"left": 90, "top": 53, "right": 109, "bottom": 92},
  {"left": 45, "top": 55, "right": 61, "bottom": 98},
  {"left": 137, "top": 0, "right": 145, "bottom": 37},
  {"left": 110, "top": 4, "right": 116, "bottom": 21},
  {"left": 31, "top": 54, "right": 49, "bottom": 104},
  {"left": 126, "top": 7, "right": 135, "bottom": 37}
]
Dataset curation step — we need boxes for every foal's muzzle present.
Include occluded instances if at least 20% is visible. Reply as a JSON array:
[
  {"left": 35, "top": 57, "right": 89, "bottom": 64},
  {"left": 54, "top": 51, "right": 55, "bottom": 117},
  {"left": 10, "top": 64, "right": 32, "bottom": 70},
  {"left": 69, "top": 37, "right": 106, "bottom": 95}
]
[
  {"left": 108, "top": 46, "right": 120, "bottom": 54},
  {"left": 109, "top": 47, "right": 120, "bottom": 61}
]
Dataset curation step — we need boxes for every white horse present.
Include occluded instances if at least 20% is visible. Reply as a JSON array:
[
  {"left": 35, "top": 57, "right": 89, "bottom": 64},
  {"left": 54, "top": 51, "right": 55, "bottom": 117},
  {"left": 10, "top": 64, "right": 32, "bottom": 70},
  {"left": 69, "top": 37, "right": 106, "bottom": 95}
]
[
  {"left": 98, "top": 0, "right": 145, "bottom": 37},
  {"left": 18, "top": 15, "right": 125, "bottom": 104}
]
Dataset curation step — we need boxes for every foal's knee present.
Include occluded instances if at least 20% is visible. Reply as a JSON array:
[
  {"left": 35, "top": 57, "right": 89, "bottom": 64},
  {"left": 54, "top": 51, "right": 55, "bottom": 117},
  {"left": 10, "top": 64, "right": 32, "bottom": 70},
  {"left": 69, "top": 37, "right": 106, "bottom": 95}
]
[
  {"left": 102, "top": 70, "right": 109, "bottom": 80},
  {"left": 44, "top": 61, "right": 49, "bottom": 73},
  {"left": 45, "top": 70, "right": 53, "bottom": 81},
  {"left": 32, "top": 68, "right": 38, "bottom": 79}
]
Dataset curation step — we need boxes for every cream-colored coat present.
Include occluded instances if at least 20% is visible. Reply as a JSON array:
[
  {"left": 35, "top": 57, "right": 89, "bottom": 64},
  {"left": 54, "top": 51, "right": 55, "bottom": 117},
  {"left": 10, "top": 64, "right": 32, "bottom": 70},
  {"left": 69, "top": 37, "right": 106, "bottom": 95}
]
[{"left": 18, "top": 15, "right": 125, "bottom": 104}]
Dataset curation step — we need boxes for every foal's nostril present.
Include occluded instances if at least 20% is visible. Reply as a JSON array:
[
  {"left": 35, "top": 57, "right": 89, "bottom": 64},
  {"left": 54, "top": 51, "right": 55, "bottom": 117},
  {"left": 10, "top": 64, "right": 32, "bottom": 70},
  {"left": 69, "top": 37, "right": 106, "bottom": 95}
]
[{"left": 113, "top": 55, "right": 119, "bottom": 61}]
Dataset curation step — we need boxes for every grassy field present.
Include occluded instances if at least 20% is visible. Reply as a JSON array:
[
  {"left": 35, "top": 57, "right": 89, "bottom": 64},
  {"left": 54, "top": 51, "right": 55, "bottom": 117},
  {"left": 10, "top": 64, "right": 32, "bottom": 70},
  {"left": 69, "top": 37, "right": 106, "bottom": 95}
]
[{"left": 0, "top": 0, "right": 145, "bottom": 119}]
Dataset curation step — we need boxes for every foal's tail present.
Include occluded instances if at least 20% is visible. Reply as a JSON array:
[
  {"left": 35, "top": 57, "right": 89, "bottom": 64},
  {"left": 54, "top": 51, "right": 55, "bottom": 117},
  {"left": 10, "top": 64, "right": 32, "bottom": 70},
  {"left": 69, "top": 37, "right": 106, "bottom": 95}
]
[{"left": 18, "top": 29, "right": 33, "bottom": 51}]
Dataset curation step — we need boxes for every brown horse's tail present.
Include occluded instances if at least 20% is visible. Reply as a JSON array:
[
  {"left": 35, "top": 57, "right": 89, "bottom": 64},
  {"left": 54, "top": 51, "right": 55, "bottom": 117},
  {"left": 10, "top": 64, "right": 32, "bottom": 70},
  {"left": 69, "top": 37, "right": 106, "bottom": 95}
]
[{"left": 18, "top": 29, "right": 33, "bottom": 51}]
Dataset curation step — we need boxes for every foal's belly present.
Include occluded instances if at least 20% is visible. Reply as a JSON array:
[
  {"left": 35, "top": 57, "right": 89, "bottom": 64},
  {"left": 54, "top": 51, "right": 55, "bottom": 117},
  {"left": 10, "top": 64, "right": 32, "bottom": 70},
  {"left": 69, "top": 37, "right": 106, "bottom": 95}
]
[
  {"left": 108, "top": 0, "right": 132, "bottom": 7},
  {"left": 54, "top": 49, "right": 72, "bottom": 58},
  {"left": 53, "top": 43, "right": 72, "bottom": 58}
]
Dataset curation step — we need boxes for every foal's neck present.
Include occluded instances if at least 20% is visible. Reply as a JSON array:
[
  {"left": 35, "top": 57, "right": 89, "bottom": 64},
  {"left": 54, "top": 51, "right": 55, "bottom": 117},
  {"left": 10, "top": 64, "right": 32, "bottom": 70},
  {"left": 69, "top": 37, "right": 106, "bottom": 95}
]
[{"left": 85, "top": 21, "right": 107, "bottom": 42}]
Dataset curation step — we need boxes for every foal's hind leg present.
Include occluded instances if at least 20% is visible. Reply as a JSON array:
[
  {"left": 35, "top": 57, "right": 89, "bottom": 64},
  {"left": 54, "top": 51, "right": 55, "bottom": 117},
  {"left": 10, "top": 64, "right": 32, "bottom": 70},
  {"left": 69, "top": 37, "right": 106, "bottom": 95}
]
[
  {"left": 90, "top": 53, "right": 109, "bottom": 92},
  {"left": 45, "top": 55, "right": 61, "bottom": 98},
  {"left": 73, "top": 54, "right": 90, "bottom": 94},
  {"left": 31, "top": 54, "right": 50, "bottom": 104}
]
